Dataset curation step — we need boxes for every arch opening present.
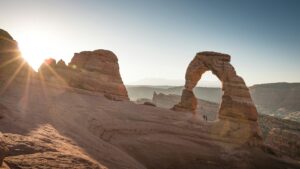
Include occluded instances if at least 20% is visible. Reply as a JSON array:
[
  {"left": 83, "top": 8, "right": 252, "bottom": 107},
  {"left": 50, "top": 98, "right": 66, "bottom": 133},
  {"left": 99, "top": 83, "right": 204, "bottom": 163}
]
[{"left": 193, "top": 70, "right": 222, "bottom": 122}]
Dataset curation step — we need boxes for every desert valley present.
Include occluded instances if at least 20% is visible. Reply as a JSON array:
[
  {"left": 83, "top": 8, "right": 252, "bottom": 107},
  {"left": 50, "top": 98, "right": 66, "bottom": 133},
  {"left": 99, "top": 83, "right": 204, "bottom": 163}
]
[{"left": 0, "top": 28, "right": 300, "bottom": 169}]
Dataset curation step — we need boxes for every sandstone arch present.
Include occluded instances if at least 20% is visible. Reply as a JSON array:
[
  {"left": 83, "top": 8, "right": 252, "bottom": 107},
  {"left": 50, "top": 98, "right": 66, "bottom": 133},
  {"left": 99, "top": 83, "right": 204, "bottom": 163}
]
[
  {"left": 173, "top": 51, "right": 258, "bottom": 121},
  {"left": 172, "top": 51, "right": 262, "bottom": 144}
]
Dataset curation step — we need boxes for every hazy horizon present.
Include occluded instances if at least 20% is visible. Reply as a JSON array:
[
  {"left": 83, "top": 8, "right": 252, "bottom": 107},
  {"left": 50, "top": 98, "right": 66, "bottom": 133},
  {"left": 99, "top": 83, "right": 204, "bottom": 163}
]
[{"left": 1, "top": 0, "right": 299, "bottom": 86}]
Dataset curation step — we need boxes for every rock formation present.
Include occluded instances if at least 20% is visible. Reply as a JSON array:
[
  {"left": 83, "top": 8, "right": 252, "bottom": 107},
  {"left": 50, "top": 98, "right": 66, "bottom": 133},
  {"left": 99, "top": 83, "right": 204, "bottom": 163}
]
[
  {"left": 39, "top": 50, "right": 129, "bottom": 100},
  {"left": 0, "top": 28, "right": 128, "bottom": 100},
  {"left": 265, "top": 128, "right": 300, "bottom": 158},
  {"left": 0, "top": 29, "right": 33, "bottom": 81},
  {"left": 172, "top": 51, "right": 262, "bottom": 144}
]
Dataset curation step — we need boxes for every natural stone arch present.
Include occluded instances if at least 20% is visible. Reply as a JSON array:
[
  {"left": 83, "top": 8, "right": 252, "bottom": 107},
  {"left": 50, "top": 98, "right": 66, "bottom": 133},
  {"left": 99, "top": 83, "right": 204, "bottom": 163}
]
[
  {"left": 173, "top": 51, "right": 258, "bottom": 121},
  {"left": 172, "top": 51, "right": 263, "bottom": 145}
]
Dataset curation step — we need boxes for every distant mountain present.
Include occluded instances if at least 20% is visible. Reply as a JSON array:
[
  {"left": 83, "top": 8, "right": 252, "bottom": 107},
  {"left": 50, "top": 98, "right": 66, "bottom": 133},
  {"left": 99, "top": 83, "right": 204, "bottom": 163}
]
[
  {"left": 250, "top": 82, "right": 300, "bottom": 121},
  {"left": 126, "top": 85, "right": 222, "bottom": 103},
  {"left": 127, "top": 82, "right": 300, "bottom": 122},
  {"left": 127, "top": 78, "right": 221, "bottom": 87}
]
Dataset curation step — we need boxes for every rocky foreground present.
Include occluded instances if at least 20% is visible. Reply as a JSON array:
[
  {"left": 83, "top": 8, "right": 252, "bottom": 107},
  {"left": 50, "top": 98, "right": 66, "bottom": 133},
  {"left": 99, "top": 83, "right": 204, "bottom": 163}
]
[
  {"left": 0, "top": 28, "right": 300, "bottom": 169},
  {"left": 1, "top": 81, "right": 300, "bottom": 169}
]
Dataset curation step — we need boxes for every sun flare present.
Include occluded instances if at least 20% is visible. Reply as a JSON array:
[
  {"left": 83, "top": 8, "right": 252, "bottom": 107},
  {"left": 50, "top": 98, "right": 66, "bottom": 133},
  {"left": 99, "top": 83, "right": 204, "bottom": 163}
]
[{"left": 17, "top": 29, "right": 60, "bottom": 71}]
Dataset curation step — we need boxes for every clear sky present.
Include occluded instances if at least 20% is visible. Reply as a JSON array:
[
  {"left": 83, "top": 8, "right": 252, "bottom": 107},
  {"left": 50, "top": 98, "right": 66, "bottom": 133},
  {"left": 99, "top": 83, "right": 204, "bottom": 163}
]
[{"left": 1, "top": 0, "right": 299, "bottom": 86}]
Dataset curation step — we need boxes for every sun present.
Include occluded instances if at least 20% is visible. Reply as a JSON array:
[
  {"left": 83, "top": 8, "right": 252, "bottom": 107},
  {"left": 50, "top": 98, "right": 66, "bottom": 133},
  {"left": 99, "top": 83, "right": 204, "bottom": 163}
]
[{"left": 17, "top": 30, "right": 57, "bottom": 71}]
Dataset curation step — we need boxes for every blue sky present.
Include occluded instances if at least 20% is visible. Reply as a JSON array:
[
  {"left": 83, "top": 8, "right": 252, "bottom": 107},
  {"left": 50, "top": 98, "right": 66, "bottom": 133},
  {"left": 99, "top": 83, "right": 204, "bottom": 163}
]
[{"left": 0, "top": 0, "right": 299, "bottom": 86}]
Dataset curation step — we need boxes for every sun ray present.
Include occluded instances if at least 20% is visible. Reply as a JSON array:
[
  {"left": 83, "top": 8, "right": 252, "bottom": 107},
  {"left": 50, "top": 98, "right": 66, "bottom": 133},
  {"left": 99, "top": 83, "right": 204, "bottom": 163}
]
[
  {"left": 19, "top": 66, "right": 33, "bottom": 112},
  {"left": 42, "top": 62, "right": 69, "bottom": 87},
  {"left": 0, "top": 60, "right": 25, "bottom": 94},
  {"left": 0, "top": 56, "right": 22, "bottom": 68},
  {"left": 38, "top": 68, "right": 50, "bottom": 100}
]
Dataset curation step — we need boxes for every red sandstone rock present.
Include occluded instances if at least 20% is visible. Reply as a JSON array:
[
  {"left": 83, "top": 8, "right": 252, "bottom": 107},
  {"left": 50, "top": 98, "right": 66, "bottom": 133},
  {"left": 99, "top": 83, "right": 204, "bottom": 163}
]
[
  {"left": 66, "top": 50, "right": 128, "bottom": 100},
  {"left": 172, "top": 51, "right": 262, "bottom": 144},
  {"left": 171, "top": 89, "right": 197, "bottom": 112},
  {"left": 173, "top": 51, "right": 258, "bottom": 120},
  {"left": 39, "top": 50, "right": 129, "bottom": 100}
]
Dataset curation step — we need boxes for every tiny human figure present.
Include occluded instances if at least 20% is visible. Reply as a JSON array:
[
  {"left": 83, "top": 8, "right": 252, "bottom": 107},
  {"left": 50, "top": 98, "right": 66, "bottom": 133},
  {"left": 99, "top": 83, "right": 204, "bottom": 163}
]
[
  {"left": 203, "top": 115, "right": 208, "bottom": 121},
  {"left": 202, "top": 115, "right": 205, "bottom": 120}
]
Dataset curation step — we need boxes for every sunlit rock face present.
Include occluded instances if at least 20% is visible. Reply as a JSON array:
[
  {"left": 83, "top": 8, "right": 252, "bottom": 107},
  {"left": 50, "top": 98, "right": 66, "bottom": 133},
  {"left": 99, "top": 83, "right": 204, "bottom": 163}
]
[
  {"left": 0, "top": 29, "right": 33, "bottom": 81},
  {"left": 172, "top": 51, "right": 262, "bottom": 145},
  {"left": 39, "top": 50, "right": 129, "bottom": 100}
]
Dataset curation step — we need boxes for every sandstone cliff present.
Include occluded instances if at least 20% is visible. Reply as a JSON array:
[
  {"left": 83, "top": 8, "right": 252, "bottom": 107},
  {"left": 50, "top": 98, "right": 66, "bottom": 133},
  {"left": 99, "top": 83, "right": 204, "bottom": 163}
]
[{"left": 39, "top": 50, "right": 129, "bottom": 100}]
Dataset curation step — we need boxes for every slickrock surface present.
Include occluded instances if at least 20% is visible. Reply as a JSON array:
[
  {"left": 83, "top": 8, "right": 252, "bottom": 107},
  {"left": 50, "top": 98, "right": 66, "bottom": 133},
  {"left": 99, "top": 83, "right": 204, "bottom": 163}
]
[
  {"left": 1, "top": 125, "right": 105, "bottom": 169},
  {"left": 1, "top": 81, "right": 300, "bottom": 169},
  {"left": 172, "top": 52, "right": 262, "bottom": 145}
]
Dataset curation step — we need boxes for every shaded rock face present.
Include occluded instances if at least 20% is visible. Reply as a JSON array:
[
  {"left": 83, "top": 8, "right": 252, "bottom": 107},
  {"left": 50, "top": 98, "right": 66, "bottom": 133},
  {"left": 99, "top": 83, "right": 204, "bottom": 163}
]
[
  {"left": 172, "top": 51, "right": 262, "bottom": 144},
  {"left": 172, "top": 89, "right": 197, "bottom": 112},
  {"left": 0, "top": 29, "right": 32, "bottom": 81},
  {"left": 39, "top": 50, "right": 129, "bottom": 100}
]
